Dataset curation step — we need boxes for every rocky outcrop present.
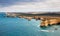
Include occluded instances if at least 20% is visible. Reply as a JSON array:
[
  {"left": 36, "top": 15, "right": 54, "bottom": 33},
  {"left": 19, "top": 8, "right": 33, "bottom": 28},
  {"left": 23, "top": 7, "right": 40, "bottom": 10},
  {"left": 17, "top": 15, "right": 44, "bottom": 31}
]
[
  {"left": 40, "top": 18, "right": 60, "bottom": 27},
  {"left": 6, "top": 12, "right": 60, "bottom": 27}
]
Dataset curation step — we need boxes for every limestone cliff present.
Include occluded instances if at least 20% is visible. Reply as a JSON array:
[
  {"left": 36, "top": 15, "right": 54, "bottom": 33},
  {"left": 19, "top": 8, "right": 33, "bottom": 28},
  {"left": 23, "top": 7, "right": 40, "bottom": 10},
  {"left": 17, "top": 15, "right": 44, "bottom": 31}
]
[{"left": 40, "top": 18, "right": 60, "bottom": 27}]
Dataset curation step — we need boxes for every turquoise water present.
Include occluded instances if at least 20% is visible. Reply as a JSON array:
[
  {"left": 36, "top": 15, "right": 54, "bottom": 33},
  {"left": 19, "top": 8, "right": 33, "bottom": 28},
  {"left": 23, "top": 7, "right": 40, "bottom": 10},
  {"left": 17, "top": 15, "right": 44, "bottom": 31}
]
[{"left": 0, "top": 13, "right": 60, "bottom": 36}]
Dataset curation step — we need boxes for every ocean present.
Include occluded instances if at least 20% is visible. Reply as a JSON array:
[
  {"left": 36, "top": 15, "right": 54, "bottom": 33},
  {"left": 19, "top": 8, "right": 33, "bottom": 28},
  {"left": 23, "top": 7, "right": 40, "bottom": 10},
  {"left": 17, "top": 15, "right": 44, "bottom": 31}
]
[{"left": 0, "top": 13, "right": 60, "bottom": 36}]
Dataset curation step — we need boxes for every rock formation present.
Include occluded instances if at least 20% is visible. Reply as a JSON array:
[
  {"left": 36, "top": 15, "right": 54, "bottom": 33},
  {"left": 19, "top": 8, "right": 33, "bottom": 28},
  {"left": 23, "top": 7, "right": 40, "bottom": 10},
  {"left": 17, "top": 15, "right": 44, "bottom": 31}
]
[
  {"left": 40, "top": 18, "right": 60, "bottom": 27},
  {"left": 6, "top": 12, "right": 60, "bottom": 27}
]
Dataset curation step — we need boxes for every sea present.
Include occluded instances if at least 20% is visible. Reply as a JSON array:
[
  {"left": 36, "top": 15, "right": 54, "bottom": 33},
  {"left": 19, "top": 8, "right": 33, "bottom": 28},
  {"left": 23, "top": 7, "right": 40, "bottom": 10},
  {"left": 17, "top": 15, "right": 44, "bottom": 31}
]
[{"left": 0, "top": 12, "right": 60, "bottom": 36}]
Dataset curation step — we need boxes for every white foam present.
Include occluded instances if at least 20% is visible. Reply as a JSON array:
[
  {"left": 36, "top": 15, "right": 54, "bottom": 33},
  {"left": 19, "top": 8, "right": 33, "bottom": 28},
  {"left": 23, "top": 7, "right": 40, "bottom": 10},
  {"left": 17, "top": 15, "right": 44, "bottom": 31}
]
[
  {"left": 39, "top": 30, "right": 54, "bottom": 32},
  {"left": 37, "top": 25, "right": 40, "bottom": 27}
]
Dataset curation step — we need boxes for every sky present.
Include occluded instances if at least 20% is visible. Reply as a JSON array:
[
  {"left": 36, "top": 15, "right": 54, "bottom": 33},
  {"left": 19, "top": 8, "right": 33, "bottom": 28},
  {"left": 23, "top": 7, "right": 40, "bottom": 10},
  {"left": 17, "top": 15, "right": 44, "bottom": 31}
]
[{"left": 0, "top": 0, "right": 60, "bottom": 12}]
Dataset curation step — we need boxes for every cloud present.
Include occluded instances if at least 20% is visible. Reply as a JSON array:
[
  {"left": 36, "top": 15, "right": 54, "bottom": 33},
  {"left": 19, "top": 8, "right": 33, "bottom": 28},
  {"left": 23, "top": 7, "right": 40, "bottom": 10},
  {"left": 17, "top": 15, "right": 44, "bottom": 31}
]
[
  {"left": 0, "top": 0, "right": 44, "bottom": 6},
  {"left": 0, "top": 2, "right": 49, "bottom": 12},
  {"left": 0, "top": 0, "right": 60, "bottom": 12}
]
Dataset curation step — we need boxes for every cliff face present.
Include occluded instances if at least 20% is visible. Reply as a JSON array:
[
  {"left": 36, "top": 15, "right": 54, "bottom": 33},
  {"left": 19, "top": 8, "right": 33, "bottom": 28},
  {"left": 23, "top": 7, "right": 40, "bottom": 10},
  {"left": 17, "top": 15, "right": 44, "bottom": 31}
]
[
  {"left": 6, "top": 12, "right": 60, "bottom": 27},
  {"left": 40, "top": 18, "right": 60, "bottom": 27},
  {"left": 49, "top": 19, "right": 60, "bottom": 25}
]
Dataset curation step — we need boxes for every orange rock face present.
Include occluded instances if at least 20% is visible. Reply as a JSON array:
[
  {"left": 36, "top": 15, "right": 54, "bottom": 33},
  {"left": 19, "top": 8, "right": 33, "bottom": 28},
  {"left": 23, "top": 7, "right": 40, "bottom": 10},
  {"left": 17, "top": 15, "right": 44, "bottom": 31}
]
[
  {"left": 49, "top": 19, "right": 60, "bottom": 25},
  {"left": 40, "top": 18, "right": 60, "bottom": 27}
]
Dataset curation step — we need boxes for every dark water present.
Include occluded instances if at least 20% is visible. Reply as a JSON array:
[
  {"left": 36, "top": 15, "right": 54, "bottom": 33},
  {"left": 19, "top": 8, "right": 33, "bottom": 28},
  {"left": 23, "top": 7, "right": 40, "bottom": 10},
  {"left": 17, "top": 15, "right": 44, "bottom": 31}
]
[{"left": 0, "top": 13, "right": 60, "bottom": 36}]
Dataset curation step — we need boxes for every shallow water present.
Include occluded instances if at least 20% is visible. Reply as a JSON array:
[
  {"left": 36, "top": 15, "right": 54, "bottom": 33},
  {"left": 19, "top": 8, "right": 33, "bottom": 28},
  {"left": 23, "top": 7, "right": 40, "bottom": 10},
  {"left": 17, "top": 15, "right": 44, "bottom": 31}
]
[{"left": 0, "top": 13, "right": 60, "bottom": 36}]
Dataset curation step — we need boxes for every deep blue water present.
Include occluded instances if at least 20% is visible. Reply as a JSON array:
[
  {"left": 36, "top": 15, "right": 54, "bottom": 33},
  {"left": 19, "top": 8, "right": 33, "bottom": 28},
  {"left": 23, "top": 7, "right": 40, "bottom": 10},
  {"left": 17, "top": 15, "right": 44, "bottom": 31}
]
[{"left": 0, "top": 13, "right": 60, "bottom": 36}]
